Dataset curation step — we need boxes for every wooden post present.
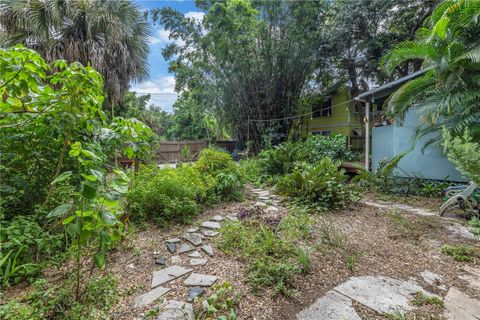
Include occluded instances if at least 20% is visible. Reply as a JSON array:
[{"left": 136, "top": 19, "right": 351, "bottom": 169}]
[{"left": 365, "top": 102, "right": 370, "bottom": 171}]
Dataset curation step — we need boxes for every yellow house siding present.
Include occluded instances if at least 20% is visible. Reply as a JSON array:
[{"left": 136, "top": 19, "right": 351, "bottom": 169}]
[{"left": 302, "top": 89, "right": 362, "bottom": 137}]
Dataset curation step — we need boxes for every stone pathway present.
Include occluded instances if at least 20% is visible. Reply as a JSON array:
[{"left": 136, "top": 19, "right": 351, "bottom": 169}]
[
  {"left": 363, "top": 198, "right": 477, "bottom": 240},
  {"left": 297, "top": 199, "right": 480, "bottom": 320},
  {"left": 132, "top": 185, "right": 279, "bottom": 319},
  {"left": 297, "top": 269, "right": 480, "bottom": 319}
]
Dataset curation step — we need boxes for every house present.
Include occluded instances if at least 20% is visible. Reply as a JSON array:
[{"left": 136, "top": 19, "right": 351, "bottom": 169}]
[
  {"left": 354, "top": 70, "right": 465, "bottom": 181},
  {"left": 302, "top": 88, "right": 376, "bottom": 152}
]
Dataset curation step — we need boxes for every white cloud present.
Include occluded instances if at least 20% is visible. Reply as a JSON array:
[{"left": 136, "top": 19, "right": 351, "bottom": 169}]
[
  {"left": 130, "top": 76, "right": 178, "bottom": 112},
  {"left": 149, "top": 28, "right": 185, "bottom": 46},
  {"left": 184, "top": 11, "right": 205, "bottom": 21}
]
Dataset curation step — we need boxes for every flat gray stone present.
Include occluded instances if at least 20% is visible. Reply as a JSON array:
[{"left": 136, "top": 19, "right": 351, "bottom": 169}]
[
  {"left": 190, "top": 258, "right": 208, "bottom": 266},
  {"left": 254, "top": 202, "right": 267, "bottom": 208},
  {"left": 251, "top": 188, "right": 263, "bottom": 192},
  {"left": 151, "top": 265, "right": 193, "bottom": 288},
  {"left": 188, "top": 286, "right": 205, "bottom": 302},
  {"left": 258, "top": 196, "right": 270, "bottom": 201},
  {"left": 446, "top": 224, "right": 476, "bottom": 240},
  {"left": 187, "top": 227, "right": 199, "bottom": 233},
  {"left": 188, "top": 250, "right": 202, "bottom": 258},
  {"left": 460, "top": 266, "right": 480, "bottom": 292},
  {"left": 157, "top": 300, "right": 194, "bottom": 320},
  {"left": 296, "top": 290, "right": 361, "bottom": 320},
  {"left": 184, "top": 273, "right": 218, "bottom": 287},
  {"left": 178, "top": 243, "right": 195, "bottom": 254},
  {"left": 201, "top": 221, "right": 221, "bottom": 229},
  {"left": 266, "top": 206, "right": 279, "bottom": 214},
  {"left": 363, "top": 199, "right": 435, "bottom": 216},
  {"left": 166, "top": 238, "right": 181, "bottom": 243},
  {"left": 171, "top": 255, "right": 182, "bottom": 264},
  {"left": 335, "top": 276, "right": 430, "bottom": 314},
  {"left": 202, "top": 229, "right": 219, "bottom": 237},
  {"left": 167, "top": 242, "right": 176, "bottom": 253},
  {"left": 184, "top": 233, "right": 202, "bottom": 246},
  {"left": 419, "top": 270, "right": 446, "bottom": 290},
  {"left": 155, "top": 256, "right": 167, "bottom": 266},
  {"left": 132, "top": 286, "right": 170, "bottom": 308},
  {"left": 443, "top": 287, "right": 480, "bottom": 319},
  {"left": 211, "top": 215, "right": 224, "bottom": 222},
  {"left": 201, "top": 245, "right": 214, "bottom": 257},
  {"left": 226, "top": 215, "right": 238, "bottom": 222}
]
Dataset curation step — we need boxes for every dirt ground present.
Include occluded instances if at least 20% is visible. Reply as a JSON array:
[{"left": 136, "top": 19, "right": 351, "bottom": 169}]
[{"left": 3, "top": 193, "right": 478, "bottom": 320}]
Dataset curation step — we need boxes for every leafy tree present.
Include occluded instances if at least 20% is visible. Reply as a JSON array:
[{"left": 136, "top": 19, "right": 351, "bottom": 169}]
[
  {"left": 382, "top": 0, "right": 480, "bottom": 143},
  {"left": 152, "top": 0, "right": 330, "bottom": 151},
  {"left": 0, "top": 0, "right": 150, "bottom": 112},
  {"left": 319, "top": 0, "right": 438, "bottom": 97}
]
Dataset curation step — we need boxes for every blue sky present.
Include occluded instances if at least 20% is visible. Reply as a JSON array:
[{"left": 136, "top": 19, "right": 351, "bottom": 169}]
[{"left": 131, "top": 1, "right": 204, "bottom": 112}]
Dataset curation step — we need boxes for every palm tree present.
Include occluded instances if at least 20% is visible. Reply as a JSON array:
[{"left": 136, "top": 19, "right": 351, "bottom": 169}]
[
  {"left": 0, "top": 0, "right": 150, "bottom": 115},
  {"left": 382, "top": 0, "right": 480, "bottom": 143}
]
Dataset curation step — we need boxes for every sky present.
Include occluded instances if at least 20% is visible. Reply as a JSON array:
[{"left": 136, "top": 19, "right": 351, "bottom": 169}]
[{"left": 131, "top": 1, "right": 204, "bottom": 112}]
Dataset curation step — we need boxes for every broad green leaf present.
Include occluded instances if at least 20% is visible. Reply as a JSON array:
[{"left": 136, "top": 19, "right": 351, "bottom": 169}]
[
  {"left": 112, "top": 180, "right": 128, "bottom": 194},
  {"left": 69, "top": 142, "right": 82, "bottom": 157},
  {"left": 81, "top": 182, "right": 97, "bottom": 199},
  {"left": 101, "top": 211, "right": 117, "bottom": 225},
  {"left": 100, "top": 231, "right": 112, "bottom": 246},
  {"left": 62, "top": 215, "right": 77, "bottom": 225},
  {"left": 47, "top": 203, "right": 72, "bottom": 218},
  {"left": 50, "top": 171, "right": 72, "bottom": 185},
  {"left": 81, "top": 149, "right": 101, "bottom": 160},
  {"left": 82, "top": 174, "right": 97, "bottom": 182},
  {"left": 66, "top": 222, "right": 80, "bottom": 235},
  {"left": 93, "top": 252, "right": 106, "bottom": 270},
  {"left": 90, "top": 169, "right": 104, "bottom": 181}
]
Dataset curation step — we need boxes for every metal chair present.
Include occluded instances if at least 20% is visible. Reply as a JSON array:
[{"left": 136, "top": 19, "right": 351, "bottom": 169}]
[{"left": 438, "top": 181, "right": 479, "bottom": 217}]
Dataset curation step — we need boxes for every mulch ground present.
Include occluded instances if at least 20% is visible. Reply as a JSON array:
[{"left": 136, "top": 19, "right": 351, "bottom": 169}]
[{"left": 3, "top": 192, "right": 479, "bottom": 320}]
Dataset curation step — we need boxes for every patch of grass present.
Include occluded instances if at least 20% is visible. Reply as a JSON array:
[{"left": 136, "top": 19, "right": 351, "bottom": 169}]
[
  {"left": 217, "top": 212, "right": 313, "bottom": 296},
  {"left": 411, "top": 291, "right": 444, "bottom": 307},
  {"left": 386, "top": 210, "right": 441, "bottom": 241},
  {"left": 198, "top": 282, "right": 239, "bottom": 320},
  {"left": 316, "top": 219, "right": 349, "bottom": 250},
  {"left": 441, "top": 245, "right": 480, "bottom": 262}
]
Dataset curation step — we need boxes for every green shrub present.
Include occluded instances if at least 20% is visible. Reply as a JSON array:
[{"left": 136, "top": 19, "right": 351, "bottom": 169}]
[
  {"left": 127, "top": 165, "right": 207, "bottom": 224},
  {"left": 441, "top": 245, "right": 480, "bottom": 262},
  {"left": 276, "top": 158, "right": 356, "bottom": 210},
  {"left": 444, "top": 129, "right": 480, "bottom": 185},
  {"left": 0, "top": 274, "right": 118, "bottom": 320},
  {"left": 0, "top": 216, "right": 62, "bottom": 286},
  {"left": 198, "top": 282, "right": 239, "bottom": 320},
  {"left": 258, "top": 135, "right": 356, "bottom": 177},
  {"left": 194, "top": 148, "right": 244, "bottom": 202},
  {"left": 239, "top": 158, "right": 263, "bottom": 184}
]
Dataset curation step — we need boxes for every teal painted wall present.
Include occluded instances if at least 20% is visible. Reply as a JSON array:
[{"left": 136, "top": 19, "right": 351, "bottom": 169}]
[{"left": 372, "top": 109, "right": 465, "bottom": 182}]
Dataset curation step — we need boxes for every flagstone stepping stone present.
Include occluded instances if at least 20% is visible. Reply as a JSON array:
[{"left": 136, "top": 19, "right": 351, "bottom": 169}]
[
  {"left": 443, "top": 287, "right": 480, "bottom": 320},
  {"left": 151, "top": 265, "right": 193, "bottom": 288},
  {"left": 166, "top": 237, "right": 182, "bottom": 243},
  {"left": 179, "top": 243, "right": 195, "bottom": 254},
  {"left": 201, "top": 245, "right": 214, "bottom": 257},
  {"left": 157, "top": 300, "right": 194, "bottom": 320},
  {"left": 155, "top": 256, "right": 167, "bottom": 266},
  {"left": 296, "top": 290, "right": 360, "bottom": 320},
  {"left": 251, "top": 188, "right": 263, "bottom": 192},
  {"left": 171, "top": 255, "right": 182, "bottom": 264},
  {"left": 334, "top": 276, "right": 431, "bottom": 314},
  {"left": 184, "top": 233, "right": 202, "bottom": 246},
  {"left": 419, "top": 270, "right": 446, "bottom": 290},
  {"left": 254, "top": 202, "right": 267, "bottom": 208},
  {"left": 258, "top": 196, "right": 270, "bottom": 201},
  {"left": 460, "top": 265, "right": 480, "bottom": 292},
  {"left": 190, "top": 258, "right": 208, "bottom": 266},
  {"left": 188, "top": 286, "right": 205, "bottom": 302},
  {"left": 201, "top": 221, "right": 221, "bottom": 229},
  {"left": 188, "top": 250, "right": 202, "bottom": 258},
  {"left": 211, "top": 215, "right": 224, "bottom": 221},
  {"left": 132, "top": 286, "right": 170, "bottom": 308},
  {"left": 184, "top": 273, "right": 218, "bottom": 287},
  {"left": 266, "top": 206, "right": 279, "bottom": 214},
  {"left": 202, "top": 230, "right": 219, "bottom": 237},
  {"left": 226, "top": 214, "right": 238, "bottom": 222},
  {"left": 187, "top": 227, "right": 199, "bottom": 233},
  {"left": 167, "top": 242, "right": 176, "bottom": 253}
]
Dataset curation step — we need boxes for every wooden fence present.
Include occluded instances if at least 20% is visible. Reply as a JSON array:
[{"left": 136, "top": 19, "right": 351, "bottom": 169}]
[{"left": 157, "top": 140, "right": 239, "bottom": 163}]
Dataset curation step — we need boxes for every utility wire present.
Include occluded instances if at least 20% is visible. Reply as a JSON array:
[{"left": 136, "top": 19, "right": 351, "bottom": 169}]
[{"left": 248, "top": 98, "right": 359, "bottom": 123}]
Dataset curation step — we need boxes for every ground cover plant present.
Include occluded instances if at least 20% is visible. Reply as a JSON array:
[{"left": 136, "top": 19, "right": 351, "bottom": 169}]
[
  {"left": 217, "top": 211, "right": 313, "bottom": 296},
  {"left": 441, "top": 244, "right": 480, "bottom": 262}
]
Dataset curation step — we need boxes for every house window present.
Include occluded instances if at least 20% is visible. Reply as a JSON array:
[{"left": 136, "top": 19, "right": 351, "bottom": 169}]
[
  {"left": 313, "top": 97, "right": 332, "bottom": 117},
  {"left": 313, "top": 130, "right": 332, "bottom": 136}
]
